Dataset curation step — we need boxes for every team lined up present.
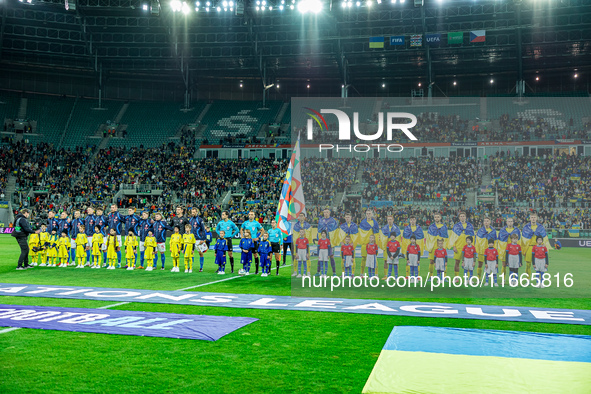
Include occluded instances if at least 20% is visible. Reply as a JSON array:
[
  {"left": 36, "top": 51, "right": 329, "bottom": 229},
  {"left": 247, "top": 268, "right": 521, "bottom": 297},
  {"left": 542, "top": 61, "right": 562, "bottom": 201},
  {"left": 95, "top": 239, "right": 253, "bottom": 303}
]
[{"left": 289, "top": 208, "right": 551, "bottom": 286}]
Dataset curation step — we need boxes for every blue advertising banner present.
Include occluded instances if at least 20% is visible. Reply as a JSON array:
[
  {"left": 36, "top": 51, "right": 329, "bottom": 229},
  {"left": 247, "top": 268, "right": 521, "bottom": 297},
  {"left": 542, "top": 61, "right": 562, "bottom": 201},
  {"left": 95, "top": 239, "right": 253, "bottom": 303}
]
[
  {"left": 390, "top": 36, "right": 405, "bottom": 46},
  {"left": 0, "top": 304, "right": 257, "bottom": 341},
  {"left": 425, "top": 33, "right": 441, "bottom": 46},
  {"left": 1, "top": 284, "right": 590, "bottom": 325}
]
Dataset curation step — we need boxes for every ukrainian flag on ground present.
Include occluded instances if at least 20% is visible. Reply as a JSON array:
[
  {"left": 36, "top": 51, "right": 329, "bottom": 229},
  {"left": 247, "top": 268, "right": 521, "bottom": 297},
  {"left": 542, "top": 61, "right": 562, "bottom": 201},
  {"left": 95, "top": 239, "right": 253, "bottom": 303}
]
[{"left": 363, "top": 326, "right": 591, "bottom": 393}]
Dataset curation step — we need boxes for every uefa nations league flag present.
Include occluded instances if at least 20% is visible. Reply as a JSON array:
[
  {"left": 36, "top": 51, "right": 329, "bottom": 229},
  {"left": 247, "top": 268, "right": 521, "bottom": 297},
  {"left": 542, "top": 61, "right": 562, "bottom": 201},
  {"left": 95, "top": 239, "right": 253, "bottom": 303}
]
[{"left": 275, "top": 135, "right": 306, "bottom": 238}]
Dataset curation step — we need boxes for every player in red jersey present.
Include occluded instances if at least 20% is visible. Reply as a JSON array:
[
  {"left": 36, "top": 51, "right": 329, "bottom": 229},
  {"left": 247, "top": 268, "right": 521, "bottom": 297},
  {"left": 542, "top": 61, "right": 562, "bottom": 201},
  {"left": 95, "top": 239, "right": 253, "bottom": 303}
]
[
  {"left": 433, "top": 239, "right": 448, "bottom": 280},
  {"left": 406, "top": 236, "right": 421, "bottom": 284},
  {"left": 365, "top": 235, "right": 379, "bottom": 278},
  {"left": 386, "top": 234, "right": 401, "bottom": 279},
  {"left": 484, "top": 239, "right": 499, "bottom": 286},
  {"left": 505, "top": 233, "right": 522, "bottom": 285},
  {"left": 341, "top": 235, "right": 354, "bottom": 277},
  {"left": 461, "top": 236, "right": 477, "bottom": 278},
  {"left": 317, "top": 230, "right": 331, "bottom": 277},
  {"left": 532, "top": 236, "right": 549, "bottom": 288}
]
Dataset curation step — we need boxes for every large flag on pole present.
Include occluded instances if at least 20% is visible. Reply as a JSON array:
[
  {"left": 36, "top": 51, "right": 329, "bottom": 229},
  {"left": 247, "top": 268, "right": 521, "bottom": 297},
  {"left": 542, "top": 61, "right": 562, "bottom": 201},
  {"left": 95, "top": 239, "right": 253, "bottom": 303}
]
[{"left": 275, "top": 134, "right": 306, "bottom": 238}]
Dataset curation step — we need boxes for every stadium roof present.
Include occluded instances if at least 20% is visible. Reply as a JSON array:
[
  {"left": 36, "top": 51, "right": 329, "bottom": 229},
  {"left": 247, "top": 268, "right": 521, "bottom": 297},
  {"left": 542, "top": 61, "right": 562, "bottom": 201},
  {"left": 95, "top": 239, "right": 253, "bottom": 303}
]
[{"left": 0, "top": 0, "right": 590, "bottom": 96}]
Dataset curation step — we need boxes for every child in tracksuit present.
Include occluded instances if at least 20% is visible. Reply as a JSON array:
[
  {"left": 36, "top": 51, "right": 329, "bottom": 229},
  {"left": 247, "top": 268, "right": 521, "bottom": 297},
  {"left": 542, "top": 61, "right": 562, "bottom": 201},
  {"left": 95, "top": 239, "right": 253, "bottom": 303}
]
[
  {"left": 406, "top": 236, "right": 421, "bottom": 283},
  {"left": 239, "top": 230, "right": 254, "bottom": 275},
  {"left": 258, "top": 232, "right": 272, "bottom": 277},
  {"left": 214, "top": 231, "right": 229, "bottom": 275}
]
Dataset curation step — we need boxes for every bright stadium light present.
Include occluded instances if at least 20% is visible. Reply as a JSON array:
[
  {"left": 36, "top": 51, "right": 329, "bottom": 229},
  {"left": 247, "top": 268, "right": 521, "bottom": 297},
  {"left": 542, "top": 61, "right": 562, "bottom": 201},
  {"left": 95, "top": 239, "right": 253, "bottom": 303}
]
[
  {"left": 182, "top": 1, "right": 191, "bottom": 13},
  {"left": 535, "top": 76, "right": 540, "bottom": 81},
  {"left": 298, "top": 0, "right": 322, "bottom": 14},
  {"left": 490, "top": 79, "right": 494, "bottom": 84},
  {"left": 216, "top": 5, "right": 221, "bottom": 10},
  {"left": 367, "top": 0, "right": 372, "bottom": 6},
  {"left": 223, "top": 0, "right": 227, "bottom": 5},
  {"left": 269, "top": 6, "right": 272, "bottom": 9},
  {"left": 418, "top": 82, "right": 421, "bottom": 87},
  {"left": 307, "top": 84, "right": 310, "bottom": 89},
  {"left": 356, "top": 1, "right": 360, "bottom": 6},
  {"left": 256, "top": 5, "right": 260, "bottom": 9},
  {"left": 574, "top": 73, "right": 579, "bottom": 78},
  {"left": 377, "top": 0, "right": 381, "bottom": 4},
  {"left": 381, "top": 83, "right": 386, "bottom": 88},
  {"left": 453, "top": 81, "right": 457, "bottom": 86},
  {"left": 171, "top": 0, "right": 182, "bottom": 11},
  {"left": 279, "top": 4, "right": 284, "bottom": 9},
  {"left": 142, "top": 3, "right": 149, "bottom": 10},
  {"left": 290, "top": 4, "right": 294, "bottom": 7}
]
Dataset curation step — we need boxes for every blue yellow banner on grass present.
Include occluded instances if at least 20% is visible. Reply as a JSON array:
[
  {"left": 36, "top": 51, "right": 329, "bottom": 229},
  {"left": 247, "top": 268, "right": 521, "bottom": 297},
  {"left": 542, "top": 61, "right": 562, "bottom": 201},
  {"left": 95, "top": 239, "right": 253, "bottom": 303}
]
[{"left": 364, "top": 326, "right": 591, "bottom": 393}]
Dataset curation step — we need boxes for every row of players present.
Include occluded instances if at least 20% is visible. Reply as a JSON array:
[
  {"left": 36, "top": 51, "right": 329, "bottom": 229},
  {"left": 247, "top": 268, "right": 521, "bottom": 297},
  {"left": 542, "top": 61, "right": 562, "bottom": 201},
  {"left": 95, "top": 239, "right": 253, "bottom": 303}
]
[
  {"left": 25, "top": 205, "right": 286, "bottom": 275},
  {"left": 294, "top": 231, "right": 549, "bottom": 287},
  {"left": 289, "top": 208, "right": 552, "bottom": 283},
  {"left": 26, "top": 222, "right": 278, "bottom": 276}
]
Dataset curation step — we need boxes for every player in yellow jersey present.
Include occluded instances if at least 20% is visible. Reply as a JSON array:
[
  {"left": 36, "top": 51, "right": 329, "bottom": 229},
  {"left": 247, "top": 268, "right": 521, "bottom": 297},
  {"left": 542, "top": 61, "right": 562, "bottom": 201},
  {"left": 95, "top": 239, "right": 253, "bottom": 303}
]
[
  {"left": 75, "top": 225, "right": 89, "bottom": 268},
  {"left": 91, "top": 226, "right": 104, "bottom": 269},
  {"left": 58, "top": 231, "right": 70, "bottom": 267},
  {"left": 182, "top": 224, "right": 196, "bottom": 273},
  {"left": 170, "top": 226, "right": 183, "bottom": 272},
  {"left": 521, "top": 211, "right": 552, "bottom": 277},
  {"left": 449, "top": 212, "right": 476, "bottom": 279},
  {"left": 124, "top": 230, "right": 138, "bottom": 270},
  {"left": 46, "top": 229, "right": 59, "bottom": 267},
  {"left": 28, "top": 230, "right": 41, "bottom": 267},
  {"left": 38, "top": 223, "right": 50, "bottom": 266},
  {"left": 144, "top": 231, "right": 157, "bottom": 272},
  {"left": 105, "top": 228, "right": 120, "bottom": 270},
  {"left": 425, "top": 213, "right": 449, "bottom": 281}
]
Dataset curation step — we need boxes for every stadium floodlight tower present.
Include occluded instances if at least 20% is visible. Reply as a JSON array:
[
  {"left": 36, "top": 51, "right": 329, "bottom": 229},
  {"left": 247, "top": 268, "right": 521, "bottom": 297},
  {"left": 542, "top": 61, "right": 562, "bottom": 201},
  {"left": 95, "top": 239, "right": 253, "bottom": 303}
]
[{"left": 297, "top": 0, "right": 322, "bottom": 13}]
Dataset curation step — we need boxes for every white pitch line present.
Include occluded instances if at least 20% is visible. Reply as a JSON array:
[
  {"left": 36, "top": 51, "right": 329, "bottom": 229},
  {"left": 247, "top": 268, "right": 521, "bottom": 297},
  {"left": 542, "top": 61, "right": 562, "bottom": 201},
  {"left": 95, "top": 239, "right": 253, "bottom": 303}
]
[
  {"left": 176, "top": 275, "right": 241, "bottom": 291},
  {"left": 98, "top": 302, "right": 131, "bottom": 309},
  {"left": 0, "top": 263, "right": 295, "bottom": 334},
  {"left": 0, "top": 327, "right": 21, "bottom": 334}
]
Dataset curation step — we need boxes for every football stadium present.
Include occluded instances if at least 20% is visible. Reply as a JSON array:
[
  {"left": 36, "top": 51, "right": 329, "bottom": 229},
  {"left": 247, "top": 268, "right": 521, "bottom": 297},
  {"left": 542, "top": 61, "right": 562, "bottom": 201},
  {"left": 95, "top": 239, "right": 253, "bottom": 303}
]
[{"left": 1, "top": 0, "right": 591, "bottom": 392}]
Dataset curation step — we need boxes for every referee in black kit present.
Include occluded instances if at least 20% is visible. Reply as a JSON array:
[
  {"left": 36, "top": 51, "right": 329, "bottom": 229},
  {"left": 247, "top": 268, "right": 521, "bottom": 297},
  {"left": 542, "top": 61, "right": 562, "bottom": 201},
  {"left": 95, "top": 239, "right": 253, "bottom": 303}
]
[{"left": 12, "top": 209, "right": 38, "bottom": 270}]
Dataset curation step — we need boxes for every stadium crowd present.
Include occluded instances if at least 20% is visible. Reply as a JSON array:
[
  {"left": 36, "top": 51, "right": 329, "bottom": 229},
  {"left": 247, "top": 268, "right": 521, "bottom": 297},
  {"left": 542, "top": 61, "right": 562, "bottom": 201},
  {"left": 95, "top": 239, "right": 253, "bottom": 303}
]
[
  {"left": 302, "top": 158, "right": 359, "bottom": 204},
  {"left": 491, "top": 155, "right": 591, "bottom": 206},
  {"left": 361, "top": 157, "right": 482, "bottom": 204}
]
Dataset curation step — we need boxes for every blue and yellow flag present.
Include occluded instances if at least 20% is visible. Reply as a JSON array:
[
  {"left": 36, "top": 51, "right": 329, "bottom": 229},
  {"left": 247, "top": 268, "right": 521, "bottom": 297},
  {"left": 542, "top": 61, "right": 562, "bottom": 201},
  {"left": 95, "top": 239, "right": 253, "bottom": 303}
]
[
  {"left": 498, "top": 227, "right": 521, "bottom": 260},
  {"left": 379, "top": 224, "right": 401, "bottom": 251},
  {"left": 425, "top": 223, "right": 449, "bottom": 257},
  {"left": 363, "top": 326, "right": 591, "bottom": 393},
  {"left": 336, "top": 222, "right": 359, "bottom": 246},
  {"left": 401, "top": 225, "right": 424, "bottom": 254},
  {"left": 358, "top": 218, "right": 380, "bottom": 246}
]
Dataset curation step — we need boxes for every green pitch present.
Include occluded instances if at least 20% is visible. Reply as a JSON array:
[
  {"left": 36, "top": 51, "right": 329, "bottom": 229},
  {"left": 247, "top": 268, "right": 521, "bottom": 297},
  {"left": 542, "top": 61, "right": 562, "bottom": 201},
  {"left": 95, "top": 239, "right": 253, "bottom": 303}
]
[{"left": 0, "top": 237, "right": 589, "bottom": 393}]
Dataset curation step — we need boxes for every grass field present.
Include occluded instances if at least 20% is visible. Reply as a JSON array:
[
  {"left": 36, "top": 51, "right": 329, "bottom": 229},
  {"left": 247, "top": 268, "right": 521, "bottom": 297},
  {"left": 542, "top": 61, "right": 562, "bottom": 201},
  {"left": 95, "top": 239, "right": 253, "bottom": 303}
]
[{"left": 0, "top": 236, "right": 589, "bottom": 393}]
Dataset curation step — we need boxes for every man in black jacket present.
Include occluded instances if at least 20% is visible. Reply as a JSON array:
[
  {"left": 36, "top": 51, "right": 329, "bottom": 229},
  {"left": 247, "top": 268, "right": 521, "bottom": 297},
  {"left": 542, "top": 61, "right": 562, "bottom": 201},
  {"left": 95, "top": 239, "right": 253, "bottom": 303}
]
[{"left": 12, "top": 209, "right": 38, "bottom": 270}]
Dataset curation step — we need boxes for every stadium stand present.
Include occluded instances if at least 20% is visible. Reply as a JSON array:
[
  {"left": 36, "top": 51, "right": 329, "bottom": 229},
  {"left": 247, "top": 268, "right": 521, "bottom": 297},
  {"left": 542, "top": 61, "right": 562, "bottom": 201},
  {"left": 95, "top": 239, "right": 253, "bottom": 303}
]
[
  {"left": 200, "top": 100, "right": 282, "bottom": 144},
  {"left": 109, "top": 101, "right": 206, "bottom": 148},
  {"left": 63, "top": 99, "right": 121, "bottom": 149}
]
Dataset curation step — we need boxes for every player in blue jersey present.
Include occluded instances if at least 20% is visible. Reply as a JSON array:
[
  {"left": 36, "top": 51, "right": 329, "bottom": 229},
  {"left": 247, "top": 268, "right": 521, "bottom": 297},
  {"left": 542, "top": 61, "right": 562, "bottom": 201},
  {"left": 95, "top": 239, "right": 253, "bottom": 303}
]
[
  {"left": 46, "top": 210, "right": 59, "bottom": 234},
  {"left": 317, "top": 208, "right": 339, "bottom": 276},
  {"left": 69, "top": 210, "right": 84, "bottom": 265},
  {"left": 214, "top": 231, "right": 229, "bottom": 274},
  {"left": 137, "top": 211, "right": 153, "bottom": 269},
  {"left": 258, "top": 232, "right": 273, "bottom": 277},
  {"left": 123, "top": 207, "right": 140, "bottom": 268},
  {"left": 267, "top": 220, "right": 283, "bottom": 275},
  {"left": 84, "top": 207, "right": 97, "bottom": 266},
  {"left": 107, "top": 204, "right": 124, "bottom": 268},
  {"left": 189, "top": 207, "right": 207, "bottom": 272},
  {"left": 216, "top": 211, "right": 239, "bottom": 273},
  {"left": 241, "top": 211, "right": 263, "bottom": 274},
  {"left": 239, "top": 229, "right": 255, "bottom": 275},
  {"left": 152, "top": 212, "right": 172, "bottom": 270}
]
